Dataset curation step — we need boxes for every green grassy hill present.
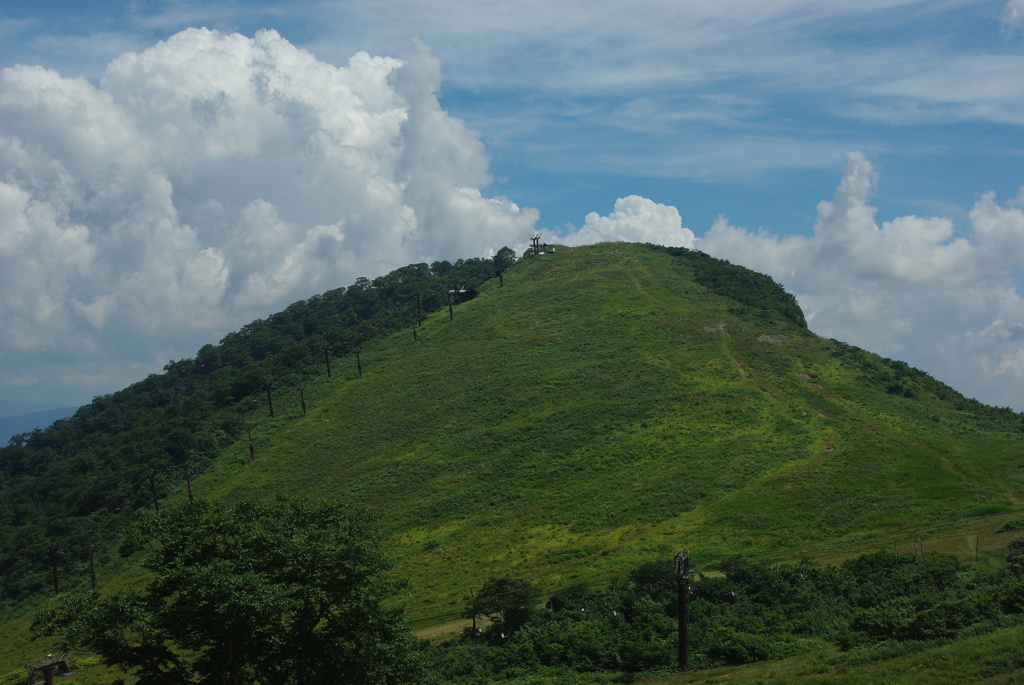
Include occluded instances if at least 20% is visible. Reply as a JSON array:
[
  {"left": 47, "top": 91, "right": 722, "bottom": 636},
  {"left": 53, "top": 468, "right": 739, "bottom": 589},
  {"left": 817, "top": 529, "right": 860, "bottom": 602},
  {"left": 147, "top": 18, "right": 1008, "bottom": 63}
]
[
  {"left": 186, "top": 242, "right": 1022, "bottom": 614},
  {"left": 6, "top": 241, "right": 1024, "bottom": 679}
]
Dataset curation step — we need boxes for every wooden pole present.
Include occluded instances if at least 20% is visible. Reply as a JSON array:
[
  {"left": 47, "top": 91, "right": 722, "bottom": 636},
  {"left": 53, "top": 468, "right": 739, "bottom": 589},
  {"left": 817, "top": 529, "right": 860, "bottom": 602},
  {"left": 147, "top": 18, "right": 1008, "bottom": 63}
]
[
  {"left": 262, "top": 381, "right": 277, "bottom": 417},
  {"left": 323, "top": 343, "right": 332, "bottom": 377},
  {"left": 87, "top": 546, "right": 97, "bottom": 592},
  {"left": 48, "top": 544, "right": 62, "bottom": 595},
  {"left": 470, "top": 588, "right": 477, "bottom": 636},
  {"left": 356, "top": 348, "right": 362, "bottom": 378},
  {"left": 299, "top": 386, "right": 307, "bottom": 416},
  {"left": 248, "top": 428, "right": 256, "bottom": 462},
  {"left": 675, "top": 549, "right": 690, "bottom": 671}
]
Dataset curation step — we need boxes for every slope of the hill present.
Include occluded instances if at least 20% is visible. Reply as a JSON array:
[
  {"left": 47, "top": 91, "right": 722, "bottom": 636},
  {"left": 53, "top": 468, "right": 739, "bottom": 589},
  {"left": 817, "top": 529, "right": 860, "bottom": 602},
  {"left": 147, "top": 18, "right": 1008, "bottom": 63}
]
[
  {"left": 185, "top": 242, "right": 1024, "bottom": 615},
  {"left": 0, "top": 255, "right": 500, "bottom": 603}
]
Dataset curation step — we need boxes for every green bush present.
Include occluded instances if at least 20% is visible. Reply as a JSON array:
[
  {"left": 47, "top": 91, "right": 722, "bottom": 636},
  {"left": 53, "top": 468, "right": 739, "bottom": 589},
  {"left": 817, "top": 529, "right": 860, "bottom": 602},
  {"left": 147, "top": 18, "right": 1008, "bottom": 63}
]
[{"left": 431, "top": 545, "right": 1024, "bottom": 681}]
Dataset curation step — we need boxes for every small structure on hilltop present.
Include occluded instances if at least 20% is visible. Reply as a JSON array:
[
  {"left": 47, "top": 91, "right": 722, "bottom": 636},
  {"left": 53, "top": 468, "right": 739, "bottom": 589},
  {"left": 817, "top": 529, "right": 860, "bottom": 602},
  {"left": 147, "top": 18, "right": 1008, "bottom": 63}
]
[
  {"left": 527, "top": 233, "right": 555, "bottom": 255},
  {"left": 25, "top": 653, "right": 73, "bottom": 685}
]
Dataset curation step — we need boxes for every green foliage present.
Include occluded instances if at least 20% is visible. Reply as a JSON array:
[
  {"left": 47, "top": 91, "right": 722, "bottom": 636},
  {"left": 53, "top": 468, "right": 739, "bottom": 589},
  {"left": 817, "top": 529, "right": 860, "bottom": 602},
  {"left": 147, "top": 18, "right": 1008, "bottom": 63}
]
[
  {"left": 1008, "top": 539, "right": 1024, "bottom": 576},
  {"left": 431, "top": 546, "right": 1024, "bottom": 682},
  {"left": 826, "top": 340, "right": 1024, "bottom": 432},
  {"left": 998, "top": 519, "right": 1024, "bottom": 532},
  {"left": 493, "top": 246, "right": 517, "bottom": 287},
  {"left": 31, "top": 498, "right": 419, "bottom": 684},
  {"left": 465, "top": 577, "right": 541, "bottom": 642},
  {"left": 649, "top": 244, "right": 807, "bottom": 328}
]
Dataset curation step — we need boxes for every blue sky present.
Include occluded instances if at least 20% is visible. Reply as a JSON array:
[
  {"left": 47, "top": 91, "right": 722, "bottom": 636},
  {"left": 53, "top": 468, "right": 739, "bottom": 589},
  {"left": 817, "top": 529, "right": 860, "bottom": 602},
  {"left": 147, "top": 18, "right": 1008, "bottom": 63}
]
[{"left": 2, "top": 0, "right": 1024, "bottom": 411}]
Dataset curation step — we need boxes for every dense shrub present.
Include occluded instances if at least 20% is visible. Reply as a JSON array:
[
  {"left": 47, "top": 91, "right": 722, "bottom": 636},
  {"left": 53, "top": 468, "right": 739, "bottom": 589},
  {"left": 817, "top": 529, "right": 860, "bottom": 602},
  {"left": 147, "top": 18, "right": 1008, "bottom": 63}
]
[{"left": 430, "top": 546, "right": 1024, "bottom": 682}]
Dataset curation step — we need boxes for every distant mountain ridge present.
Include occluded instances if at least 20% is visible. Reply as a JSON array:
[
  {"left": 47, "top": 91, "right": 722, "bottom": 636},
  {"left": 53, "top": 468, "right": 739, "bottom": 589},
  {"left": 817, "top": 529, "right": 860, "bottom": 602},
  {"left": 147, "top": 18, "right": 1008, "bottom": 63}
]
[
  {"left": 0, "top": 406, "right": 79, "bottom": 446},
  {"left": 0, "top": 399, "right": 71, "bottom": 419}
]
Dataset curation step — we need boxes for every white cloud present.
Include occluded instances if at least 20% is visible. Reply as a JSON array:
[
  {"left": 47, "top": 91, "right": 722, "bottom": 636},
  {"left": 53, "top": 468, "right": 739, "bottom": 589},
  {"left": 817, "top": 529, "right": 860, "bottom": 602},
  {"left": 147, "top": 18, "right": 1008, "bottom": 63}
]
[
  {"left": 1002, "top": 0, "right": 1024, "bottom": 35},
  {"left": 6, "top": 2, "right": 1023, "bottom": 192},
  {"left": 700, "top": 152, "right": 1024, "bottom": 409},
  {"left": 2, "top": 375, "right": 38, "bottom": 387},
  {"left": 0, "top": 28, "right": 537, "bottom": 404},
  {"left": 295, "top": 0, "right": 1024, "bottom": 167},
  {"left": 552, "top": 195, "right": 695, "bottom": 248}
]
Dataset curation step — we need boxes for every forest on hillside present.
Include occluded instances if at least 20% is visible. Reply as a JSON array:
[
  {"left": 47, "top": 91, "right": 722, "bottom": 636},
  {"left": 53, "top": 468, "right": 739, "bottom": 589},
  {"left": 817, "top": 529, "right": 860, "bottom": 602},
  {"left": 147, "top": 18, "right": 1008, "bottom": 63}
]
[{"left": 0, "top": 254, "right": 505, "bottom": 603}]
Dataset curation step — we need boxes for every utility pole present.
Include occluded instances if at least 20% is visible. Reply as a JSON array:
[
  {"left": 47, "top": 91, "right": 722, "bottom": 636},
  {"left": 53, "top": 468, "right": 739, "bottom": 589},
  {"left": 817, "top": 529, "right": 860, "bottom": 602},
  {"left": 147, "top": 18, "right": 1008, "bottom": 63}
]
[
  {"left": 184, "top": 471, "right": 196, "bottom": 503},
  {"left": 322, "top": 342, "right": 332, "bottom": 378},
  {"left": 299, "top": 386, "right": 307, "bottom": 416},
  {"left": 355, "top": 347, "right": 363, "bottom": 377},
  {"left": 248, "top": 427, "right": 256, "bottom": 462},
  {"left": 416, "top": 293, "right": 422, "bottom": 325},
  {"left": 412, "top": 326, "right": 418, "bottom": 343},
  {"left": 447, "top": 289, "right": 454, "bottom": 321},
  {"left": 675, "top": 548, "right": 691, "bottom": 671},
  {"left": 262, "top": 381, "right": 278, "bottom": 417}
]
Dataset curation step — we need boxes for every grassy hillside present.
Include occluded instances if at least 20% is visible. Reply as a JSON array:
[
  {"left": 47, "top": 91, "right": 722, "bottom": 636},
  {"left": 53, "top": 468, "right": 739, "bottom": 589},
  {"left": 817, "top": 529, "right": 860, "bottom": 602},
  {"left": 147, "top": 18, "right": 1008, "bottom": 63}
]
[
  {"left": 7, "top": 241, "right": 1024, "bottom": 679},
  {"left": 0, "top": 256, "right": 498, "bottom": 604},
  {"left": 180, "top": 242, "right": 1023, "bottom": 616}
]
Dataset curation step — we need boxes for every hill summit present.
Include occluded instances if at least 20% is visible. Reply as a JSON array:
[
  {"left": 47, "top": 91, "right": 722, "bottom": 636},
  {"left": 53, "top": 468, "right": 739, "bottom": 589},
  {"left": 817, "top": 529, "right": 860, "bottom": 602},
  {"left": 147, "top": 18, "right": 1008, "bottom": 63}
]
[{"left": 186, "top": 242, "right": 1023, "bottom": 614}]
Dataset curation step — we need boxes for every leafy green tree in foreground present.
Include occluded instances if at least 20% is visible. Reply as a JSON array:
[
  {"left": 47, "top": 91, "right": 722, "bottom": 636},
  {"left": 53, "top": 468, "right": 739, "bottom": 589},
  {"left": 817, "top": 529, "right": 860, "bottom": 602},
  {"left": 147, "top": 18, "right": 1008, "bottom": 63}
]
[{"left": 32, "top": 498, "right": 419, "bottom": 684}]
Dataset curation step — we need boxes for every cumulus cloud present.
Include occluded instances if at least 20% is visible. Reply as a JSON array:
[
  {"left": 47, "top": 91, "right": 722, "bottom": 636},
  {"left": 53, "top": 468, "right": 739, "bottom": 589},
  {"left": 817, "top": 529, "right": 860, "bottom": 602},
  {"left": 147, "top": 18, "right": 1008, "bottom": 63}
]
[
  {"left": 0, "top": 28, "right": 537, "bottom": 404},
  {"left": 700, "top": 152, "right": 1024, "bottom": 409},
  {"left": 551, "top": 195, "right": 696, "bottom": 248}
]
